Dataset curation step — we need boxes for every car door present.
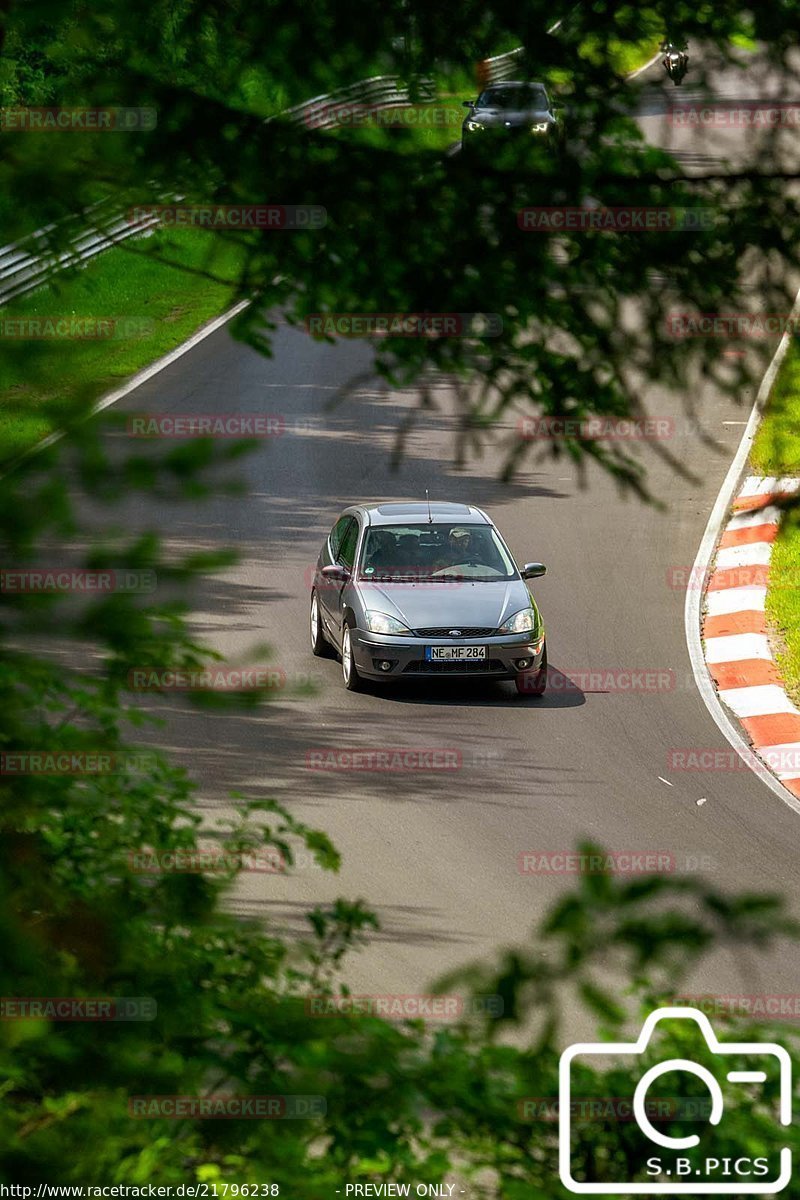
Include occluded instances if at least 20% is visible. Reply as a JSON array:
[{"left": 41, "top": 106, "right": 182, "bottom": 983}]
[
  {"left": 317, "top": 514, "right": 356, "bottom": 639},
  {"left": 329, "top": 515, "right": 360, "bottom": 645}
]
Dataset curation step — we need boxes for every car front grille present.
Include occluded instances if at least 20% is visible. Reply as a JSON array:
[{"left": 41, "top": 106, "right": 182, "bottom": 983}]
[
  {"left": 402, "top": 659, "right": 506, "bottom": 675},
  {"left": 414, "top": 626, "right": 496, "bottom": 638}
]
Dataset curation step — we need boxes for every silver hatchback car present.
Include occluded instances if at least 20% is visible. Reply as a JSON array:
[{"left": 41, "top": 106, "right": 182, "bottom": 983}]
[{"left": 310, "top": 502, "right": 547, "bottom": 694}]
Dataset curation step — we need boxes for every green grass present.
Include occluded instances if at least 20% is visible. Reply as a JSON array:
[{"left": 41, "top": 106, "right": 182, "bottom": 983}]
[
  {"left": 0, "top": 227, "right": 247, "bottom": 460},
  {"left": 751, "top": 340, "right": 800, "bottom": 474},
  {"left": 609, "top": 36, "right": 659, "bottom": 77},
  {"left": 752, "top": 340, "right": 800, "bottom": 702},
  {"left": 765, "top": 507, "right": 800, "bottom": 706}
]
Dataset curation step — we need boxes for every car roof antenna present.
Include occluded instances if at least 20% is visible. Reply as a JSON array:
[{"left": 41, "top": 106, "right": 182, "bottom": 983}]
[{"left": 425, "top": 488, "right": 433, "bottom": 524}]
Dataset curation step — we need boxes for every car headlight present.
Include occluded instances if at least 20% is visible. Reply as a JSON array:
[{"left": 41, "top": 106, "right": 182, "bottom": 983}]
[
  {"left": 530, "top": 122, "right": 550, "bottom": 133},
  {"left": 499, "top": 608, "right": 538, "bottom": 635},
  {"left": 363, "top": 611, "right": 413, "bottom": 636},
  {"left": 466, "top": 119, "right": 485, "bottom": 132}
]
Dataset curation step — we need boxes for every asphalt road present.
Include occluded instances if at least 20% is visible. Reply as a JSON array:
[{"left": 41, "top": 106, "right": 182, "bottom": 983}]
[{"left": 89, "top": 46, "right": 800, "bottom": 1012}]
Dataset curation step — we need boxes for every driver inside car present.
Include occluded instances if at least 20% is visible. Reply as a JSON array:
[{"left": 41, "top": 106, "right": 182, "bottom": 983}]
[{"left": 445, "top": 527, "right": 474, "bottom": 564}]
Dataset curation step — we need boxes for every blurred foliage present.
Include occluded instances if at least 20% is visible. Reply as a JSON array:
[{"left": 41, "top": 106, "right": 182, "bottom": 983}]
[
  {"left": 1, "top": 2, "right": 800, "bottom": 489},
  {"left": 1, "top": 428, "right": 800, "bottom": 1191},
  {"left": 3, "top": 1, "right": 800, "bottom": 1189}
]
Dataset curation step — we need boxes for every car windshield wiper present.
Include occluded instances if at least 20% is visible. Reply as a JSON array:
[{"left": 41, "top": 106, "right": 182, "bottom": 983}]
[
  {"left": 444, "top": 573, "right": 512, "bottom": 582},
  {"left": 360, "top": 572, "right": 441, "bottom": 582}
]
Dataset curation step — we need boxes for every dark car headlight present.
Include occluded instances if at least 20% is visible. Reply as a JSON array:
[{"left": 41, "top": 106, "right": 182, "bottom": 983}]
[
  {"left": 465, "top": 119, "right": 485, "bottom": 132},
  {"left": 530, "top": 121, "right": 550, "bottom": 134}
]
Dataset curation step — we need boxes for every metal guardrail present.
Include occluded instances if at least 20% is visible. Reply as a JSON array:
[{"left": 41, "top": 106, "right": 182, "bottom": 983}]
[
  {"left": 0, "top": 205, "right": 161, "bottom": 307},
  {"left": 276, "top": 74, "right": 436, "bottom": 131},
  {"left": 480, "top": 46, "right": 526, "bottom": 84},
  {"left": 0, "top": 75, "right": 438, "bottom": 308},
  {"left": 0, "top": 7, "right": 589, "bottom": 308},
  {"left": 0, "top": 13, "right": 650, "bottom": 309}
]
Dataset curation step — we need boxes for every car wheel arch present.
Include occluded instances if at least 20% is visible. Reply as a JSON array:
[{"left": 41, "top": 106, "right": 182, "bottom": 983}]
[{"left": 341, "top": 606, "right": 358, "bottom": 633}]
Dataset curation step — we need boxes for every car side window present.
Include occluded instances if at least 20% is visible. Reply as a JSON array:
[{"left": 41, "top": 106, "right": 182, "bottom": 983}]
[
  {"left": 329, "top": 516, "right": 351, "bottom": 560},
  {"left": 337, "top": 518, "right": 359, "bottom": 570}
]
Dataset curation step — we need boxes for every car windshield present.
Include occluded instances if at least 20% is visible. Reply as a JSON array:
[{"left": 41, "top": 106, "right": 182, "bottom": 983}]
[
  {"left": 358, "top": 523, "right": 518, "bottom": 582},
  {"left": 476, "top": 85, "right": 549, "bottom": 111}
]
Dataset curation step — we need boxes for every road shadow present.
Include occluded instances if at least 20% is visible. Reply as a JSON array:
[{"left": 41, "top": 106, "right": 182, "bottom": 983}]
[{"left": 348, "top": 663, "right": 587, "bottom": 709}]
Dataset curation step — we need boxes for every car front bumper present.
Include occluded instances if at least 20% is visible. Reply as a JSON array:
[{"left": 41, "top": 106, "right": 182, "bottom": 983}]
[{"left": 351, "top": 630, "right": 545, "bottom": 682}]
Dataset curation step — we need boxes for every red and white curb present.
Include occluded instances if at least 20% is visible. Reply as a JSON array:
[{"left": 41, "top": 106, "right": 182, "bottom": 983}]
[{"left": 703, "top": 475, "right": 800, "bottom": 796}]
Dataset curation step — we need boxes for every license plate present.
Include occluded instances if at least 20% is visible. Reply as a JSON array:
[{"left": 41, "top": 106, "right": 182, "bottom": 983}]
[{"left": 425, "top": 645, "right": 487, "bottom": 661}]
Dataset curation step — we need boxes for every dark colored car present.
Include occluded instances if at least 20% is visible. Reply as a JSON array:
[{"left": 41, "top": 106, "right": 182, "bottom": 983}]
[
  {"left": 309, "top": 501, "right": 548, "bottom": 695},
  {"left": 461, "top": 80, "right": 561, "bottom": 154}
]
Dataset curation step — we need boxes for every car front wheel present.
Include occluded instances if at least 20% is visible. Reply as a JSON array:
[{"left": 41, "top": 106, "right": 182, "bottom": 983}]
[
  {"left": 310, "top": 590, "right": 330, "bottom": 657},
  {"left": 341, "top": 625, "right": 363, "bottom": 692}
]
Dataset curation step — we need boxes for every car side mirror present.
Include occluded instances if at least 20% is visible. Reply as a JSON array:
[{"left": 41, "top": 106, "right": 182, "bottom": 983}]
[
  {"left": 322, "top": 564, "right": 351, "bottom": 583},
  {"left": 521, "top": 562, "right": 547, "bottom": 579},
  {"left": 462, "top": 99, "right": 476, "bottom": 108}
]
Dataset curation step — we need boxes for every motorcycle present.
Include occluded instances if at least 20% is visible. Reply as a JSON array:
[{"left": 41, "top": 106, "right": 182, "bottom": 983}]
[{"left": 662, "top": 41, "right": 689, "bottom": 86}]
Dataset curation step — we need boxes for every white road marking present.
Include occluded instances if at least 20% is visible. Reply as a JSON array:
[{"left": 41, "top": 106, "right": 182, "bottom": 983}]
[
  {"left": 727, "top": 506, "right": 781, "bottom": 529},
  {"left": 715, "top": 542, "right": 773, "bottom": 569},
  {"left": 7, "top": 300, "right": 251, "bottom": 472},
  {"left": 705, "top": 633, "right": 771, "bottom": 663},
  {"left": 738, "top": 476, "right": 778, "bottom": 496},
  {"left": 704, "top": 585, "right": 766, "bottom": 615},
  {"left": 755, "top": 741, "right": 800, "bottom": 778},
  {"left": 657, "top": 776, "right": 673, "bottom": 786},
  {"left": 627, "top": 51, "right": 664, "bottom": 79},
  {"left": 718, "top": 684, "right": 798, "bottom": 720}
]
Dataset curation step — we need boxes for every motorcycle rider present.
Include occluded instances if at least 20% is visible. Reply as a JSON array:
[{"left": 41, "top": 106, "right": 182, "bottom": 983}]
[{"left": 661, "top": 34, "right": 689, "bottom": 85}]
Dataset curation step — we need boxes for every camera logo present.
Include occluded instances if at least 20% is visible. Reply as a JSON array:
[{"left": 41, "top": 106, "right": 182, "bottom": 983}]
[{"left": 559, "top": 1006, "right": 791, "bottom": 1194}]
